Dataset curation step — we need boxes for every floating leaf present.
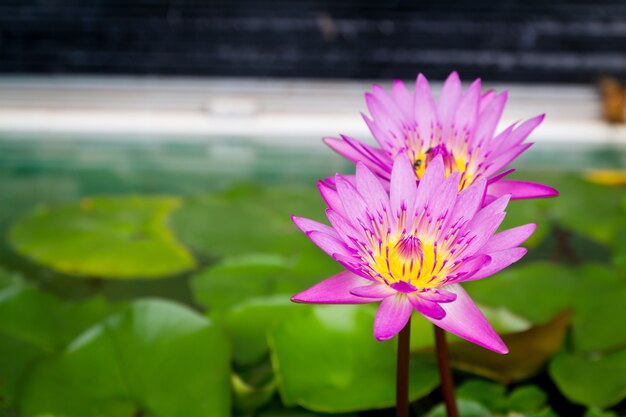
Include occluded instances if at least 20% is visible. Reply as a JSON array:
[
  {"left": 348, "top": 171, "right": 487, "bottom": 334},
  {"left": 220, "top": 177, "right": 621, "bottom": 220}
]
[
  {"left": 226, "top": 295, "right": 302, "bottom": 366},
  {"left": 584, "top": 408, "right": 619, "bottom": 417},
  {"left": 232, "top": 371, "right": 277, "bottom": 413},
  {"left": 549, "top": 349, "right": 626, "bottom": 408},
  {"left": 190, "top": 254, "right": 292, "bottom": 314},
  {"left": 269, "top": 305, "right": 438, "bottom": 412},
  {"left": 0, "top": 287, "right": 118, "bottom": 410},
  {"left": 507, "top": 385, "right": 548, "bottom": 413},
  {"left": 8, "top": 196, "right": 195, "bottom": 279},
  {"left": 464, "top": 262, "right": 574, "bottom": 325},
  {"left": 425, "top": 399, "right": 491, "bottom": 417},
  {"left": 571, "top": 264, "right": 626, "bottom": 353},
  {"left": 19, "top": 299, "right": 231, "bottom": 417}
]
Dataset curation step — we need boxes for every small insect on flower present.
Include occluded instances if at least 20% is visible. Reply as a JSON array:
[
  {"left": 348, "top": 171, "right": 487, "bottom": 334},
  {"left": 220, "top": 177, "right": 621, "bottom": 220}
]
[
  {"left": 291, "top": 154, "right": 536, "bottom": 353},
  {"left": 324, "top": 72, "right": 558, "bottom": 202}
]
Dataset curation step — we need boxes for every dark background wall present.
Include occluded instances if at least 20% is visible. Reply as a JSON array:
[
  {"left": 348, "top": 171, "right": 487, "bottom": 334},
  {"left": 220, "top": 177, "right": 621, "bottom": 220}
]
[{"left": 1, "top": 0, "right": 625, "bottom": 83}]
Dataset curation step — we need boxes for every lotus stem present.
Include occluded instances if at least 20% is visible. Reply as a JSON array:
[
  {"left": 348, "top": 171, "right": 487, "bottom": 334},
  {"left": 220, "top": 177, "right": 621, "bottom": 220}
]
[
  {"left": 396, "top": 316, "right": 411, "bottom": 417},
  {"left": 434, "top": 325, "right": 459, "bottom": 417}
]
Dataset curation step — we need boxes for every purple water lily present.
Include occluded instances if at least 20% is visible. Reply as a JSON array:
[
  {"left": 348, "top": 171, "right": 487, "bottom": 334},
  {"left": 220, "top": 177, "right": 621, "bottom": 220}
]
[
  {"left": 292, "top": 154, "right": 535, "bottom": 353},
  {"left": 325, "top": 72, "right": 557, "bottom": 202}
]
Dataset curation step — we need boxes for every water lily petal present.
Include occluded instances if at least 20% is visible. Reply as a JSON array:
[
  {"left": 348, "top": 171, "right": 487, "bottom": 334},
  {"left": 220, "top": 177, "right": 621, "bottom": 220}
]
[
  {"left": 292, "top": 271, "right": 374, "bottom": 304},
  {"left": 408, "top": 294, "right": 446, "bottom": 320},
  {"left": 428, "top": 284, "right": 508, "bottom": 354},
  {"left": 466, "top": 247, "right": 528, "bottom": 281},
  {"left": 482, "top": 223, "right": 536, "bottom": 252},
  {"left": 488, "top": 179, "right": 559, "bottom": 200},
  {"left": 350, "top": 283, "right": 396, "bottom": 299},
  {"left": 374, "top": 293, "right": 413, "bottom": 340}
]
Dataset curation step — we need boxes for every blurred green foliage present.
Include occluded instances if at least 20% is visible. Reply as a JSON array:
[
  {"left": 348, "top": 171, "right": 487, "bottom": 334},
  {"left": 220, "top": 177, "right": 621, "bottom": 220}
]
[{"left": 0, "top": 172, "right": 624, "bottom": 417}]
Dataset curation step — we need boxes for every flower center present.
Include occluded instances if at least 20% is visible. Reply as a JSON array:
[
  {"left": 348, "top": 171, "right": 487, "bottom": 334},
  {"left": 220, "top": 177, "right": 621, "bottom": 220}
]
[
  {"left": 370, "top": 234, "right": 448, "bottom": 289},
  {"left": 412, "top": 145, "right": 470, "bottom": 188}
]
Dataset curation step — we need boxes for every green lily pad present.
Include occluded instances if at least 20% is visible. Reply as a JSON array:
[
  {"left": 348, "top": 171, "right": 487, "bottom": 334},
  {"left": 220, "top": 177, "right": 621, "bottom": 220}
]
[
  {"left": 269, "top": 305, "right": 439, "bottom": 413},
  {"left": 507, "top": 385, "right": 548, "bottom": 413},
  {"left": 549, "top": 349, "right": 626, "bottom": 408},
  {"left": 191, "top": 252, "right": 340, "bottom": 317},
  {"left": 571, "top": 264, "right": 626, "bottom": 353},
  {"left": 0, "top": 287, "right": 119, "bottom": 410},
  {"left": 226, "top": 295, "right": 303, "bottom": 366},
  {"left": 549, "top": 175, "right": 626, "bottom": 244},
  {"left": 19, "top": 299, "right": 231, "bottom": 417},
  {"left": 456, "top": 379, "right": 508, "bottom": 412},
  {"left": 232, "top": 371, "right": 277, "bottom": 413},
  {"left": 585, "top": 408, "right": 619, "bottom": 417},
  {"left": 8, "top": 196, "right": 195, "bottom": 279},
  {"left": 464, "top": 262, "right": 574, "bottom": 325},
  {"left": 425, "top": 399, "right": 491, "bottom": 417},
  {"left": 190, "top": 254, "right": 293, "bottom": 314}
]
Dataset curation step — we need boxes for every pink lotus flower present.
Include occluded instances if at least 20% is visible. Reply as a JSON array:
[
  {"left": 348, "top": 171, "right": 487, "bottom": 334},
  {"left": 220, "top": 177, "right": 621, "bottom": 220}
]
[
  {"left": 325, "top": 72, "right": 558, "bottom": 202},
  {"left": 292, "top": 154, "right": 536, "bottom": 353}
]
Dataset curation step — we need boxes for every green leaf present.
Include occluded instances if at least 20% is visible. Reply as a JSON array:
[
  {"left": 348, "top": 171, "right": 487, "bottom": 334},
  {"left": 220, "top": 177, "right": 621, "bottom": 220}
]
[
  {"left": 584, "top": 408, "right": 619, "bottom": 417},
  {"left": 232, "top": 371, "right": 277, "bottom": 413},
  {"left": 190, "top": 254, "right": 292, "bottom": 314},
  {"left": 0, "top": 287, "right": 119, "bottom": 410},
  {"left": 0, "top": 267, "right": 25, "bottom": 291},
  {"left": 571, "top": 264, "right": 626, "bottom": 353},
  {"left": 259, "top": 410, "right": 359, "bottom": 417},
  {"left": 8, "top": 196, "right": 195, "bottom": 279},
  {"left": 456, "top": 379, "right": 507, "bottom": 412},
  {"left": 171, "top": 191, "right": 306, "bottom": 259},
  {"left": 269, "top": 305, "right": 438, "bottom": 413},
  {"left": 507, "top": 385, "right": 548, "bottom": 413},
  {"left": 19, "top": 299, "right": 231, "bottom": 417},
  {"left": 549, "top": 350, "right": 626, "bottom": 408},
  {"left": 424, "top": 399, "right": 491, "bottom": 417},
  {"left": 464, "top": 262, "right": 574, "bottom": 325},
  {"left": 549, "top": 175, "right": 626, "bottom": 244},
  {"left": 226, "top": 295, "right": 302, "bottom": 366}
]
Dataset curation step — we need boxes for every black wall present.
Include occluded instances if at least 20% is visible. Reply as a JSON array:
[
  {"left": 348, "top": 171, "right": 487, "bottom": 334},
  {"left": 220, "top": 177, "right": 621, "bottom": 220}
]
[{"left": 1, "top": 0, "right": 625, "bottom": 83}]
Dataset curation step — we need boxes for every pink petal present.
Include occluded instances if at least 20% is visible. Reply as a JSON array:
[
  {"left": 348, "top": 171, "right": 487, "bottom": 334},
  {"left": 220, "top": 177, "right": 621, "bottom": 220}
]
[
  {"left": 454, "top": 79, "right": 481, "bottom": 143},
  {"left": 488, "top": 179, "right": 559, "bottom": 200},
  {"left": 292, "top": 216, "right": 338, "bottom": 238},
  {"left": 474, "top": 92, "right": 508, "bottom": 147},
  {"left": 467, "top": 247, "right": 528, "bottom": 281},
  {"left": 413, "top": 155, "right": 446, "bottom": 212},
  {"left": 318, "top": 180, "right": 347, "bottom": 218},
  {"left": 356, "top": 162, "right": 391, "bottom": 216},
  {"left": 307, "top": 231, "right": 354, "bottom": 259},
  {"left": 408, "top": 293, "right": 446, "bottom": 320},
  {"left": 366, "top": 93, "right": 404, "bottom": 138},
  {"left": 326, "top": 209, "right": 364, "bottom": 243},
  {"left": 350, "top": 283, "right": 396, "bottom": 299},
  {"left": 427, "top": 284, "right": 508, "bottom": 354},
  {"left": 425, "top": 171, "right": 461, "bottom": 232},
  {"left": 392, "top": 80, "right": 414, "bottom": 119},
  {"left": 390, "top": 152, "right": 418, "bottom": 218},
  {"left": 483, "top": 143, "right": 533, "bottom": 178},
  {"left": 446, "top": 254, "right": 491, "bottom": 282},
  {"left": 445, "top": 178, "right": 487, "bottom": 230},
  {"left": 482, "top": 223, "right": 537, "bottom": 252},
  {"left": 291, "top": 271, "right": 374, "bottom": 304},
  {"left": 479, "top": 90, "right": 497, "bottom": 112},
  {"left": 438, "top": 71, "right": 462, "bottom": 135},
  {"left": 363, "top": 113, "right": 396, "bottom": 151},
  {"left": 497, "top": 114, "right": 545, "bottom": 152},
  {"left": 371, "top": 84, "right": 408, "bottom": 122},
  {"left": 418, "top": 288, "right": 457, "bottom": 303},
  {"left": 335, "top": 175, "right": 370, "bottom": 228},
  {"left": 414, "top": 74, "right": 438, "bottom": 144},
  {"left": 374, "top": 293, "right": 413, "bottom": 340},
  {"left": 463, "top": 195, "right": 510, "bottom": 256}
]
